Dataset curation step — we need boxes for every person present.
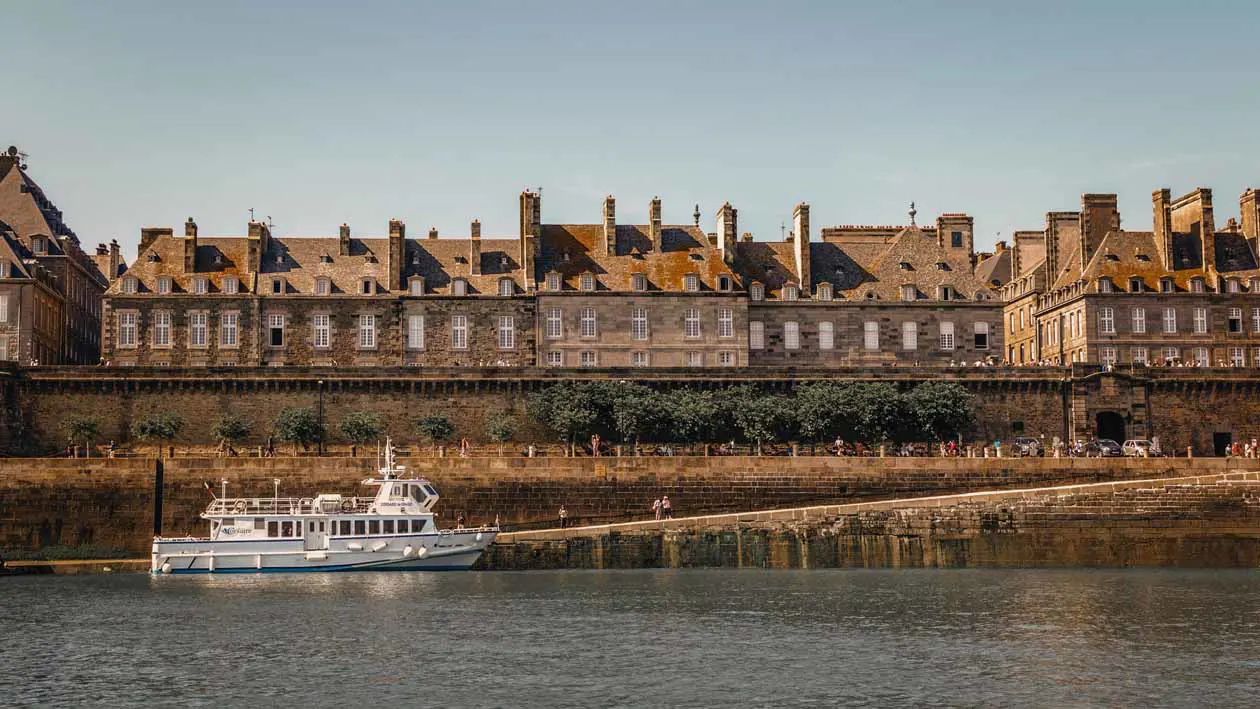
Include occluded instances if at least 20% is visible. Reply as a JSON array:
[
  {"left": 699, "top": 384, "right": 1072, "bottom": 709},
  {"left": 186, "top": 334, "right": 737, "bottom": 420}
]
[
  {"left": 661, "top": 496, "right": 673, "bottom": 519},
  {"left": 558, "top": 505, "right": 568, "bottom": 528},
  {"left": 653, "top": 498, "right": 663, "bottom": 520},
  {"left": 591, "top": 434, "right": 601, "bottom": 457},
  {"left": 456, "top": 514, "right": 466, "bottom": 529},
  {"left": 459, "top": 438, "right": 469, "bottom": 457}
]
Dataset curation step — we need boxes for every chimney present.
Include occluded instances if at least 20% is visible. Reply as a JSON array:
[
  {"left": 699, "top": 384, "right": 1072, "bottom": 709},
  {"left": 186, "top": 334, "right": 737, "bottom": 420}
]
[
  {"left": 1198, "top": 188, "right": 1217, "bottom": 275},
  {"left": 1241, "top": 189, "right": 1260, "bottom": 255},
  {"left": 96, "top": 243, "right": 108, "bottom": 256},
  {"left": 519, "top": 190, "right": 541, "bottom": 290},
  {"left": 339, "top": 223, "right": 351, "bottom": 256},
  {"left": 1078, "top": 194, "right": 1119, "bottom": 273},
  {"left": 1152, "top": 189, "right": 1173, "bottom": 269},
  {"left": 602, "top": 195, "right": 616, "bottom": 257},
  {"left": 741, "top": 232, "right": 753, "bottom": 243},
  {"left": 792, "top": 202, "right": 811, "bottom": 296},
  {"left": 649, "top": 197, "right": 662, "bottom": 253},
  {"left": 108, "top": 239, "right": 121, "bottom": 281},
  {"left": 183, "top": 217, "right": 198, "bottom": 273},
  {"left": 936, "top": 213, "right": 975, "bottom": 254},
  {"left": 388, "top": 219, "right": 405, "bottom": 290},
  {"left": 716, "top": 202, "right": 737, "bottom": 264},
  {"left": 139, "top": 227, "right": 172, "bottom": 258},
  {"left": 1044, "top": 212, "right": 1079, "bottom": 280},
  {"left": 428, "top": 227, "right": 438, "bottom": 239},
  {"left": 1167, "top": 188, "right": 1216, "bottom": 274},
  {"left": 246, "top": 220, "right": 270, "bottom": 273},
  {"left": 470, "top": 219, "right": 482, "bottom": 275}
]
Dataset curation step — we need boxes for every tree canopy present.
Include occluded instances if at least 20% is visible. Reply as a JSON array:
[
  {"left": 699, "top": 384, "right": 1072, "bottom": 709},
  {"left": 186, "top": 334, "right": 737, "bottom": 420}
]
[
  {"left": 273, "top": 407, "right": 321, "bottom": 447},
  {"left": 130, "top": 413, "right": 184, "bottom": 441},
  {"left": 339, "top": 411, "right": 384, "bottom": 445}
]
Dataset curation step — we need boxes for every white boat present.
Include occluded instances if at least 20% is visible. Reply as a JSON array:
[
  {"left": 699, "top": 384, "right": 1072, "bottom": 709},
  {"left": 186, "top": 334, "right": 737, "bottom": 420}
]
[{"left": 151, "top": 439, "right": 496, "bottom": 574}]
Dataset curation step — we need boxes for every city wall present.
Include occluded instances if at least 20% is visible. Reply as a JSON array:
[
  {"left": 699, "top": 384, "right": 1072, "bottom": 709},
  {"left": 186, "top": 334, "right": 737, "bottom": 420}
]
[{"left": 0, "top": 455, "right": 1248, "bottom": 556}]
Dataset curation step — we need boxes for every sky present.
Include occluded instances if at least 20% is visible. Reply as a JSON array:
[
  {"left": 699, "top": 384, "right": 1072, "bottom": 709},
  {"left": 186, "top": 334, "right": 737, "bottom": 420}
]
[{"left": 5, "top": 0, "right": 1259, "bottom": 257}]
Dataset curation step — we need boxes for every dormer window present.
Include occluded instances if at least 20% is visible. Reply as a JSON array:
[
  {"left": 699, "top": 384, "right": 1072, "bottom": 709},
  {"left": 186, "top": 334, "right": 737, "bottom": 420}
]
[
  {"left": 315, "top": 277, "right": 331, "bottom": 296},
  {"left": 271, "top": 277, "right": 285, "bottom": 295},
  {"left": 121, "top": 277, "right": 138, "bottom": 295},
  {"left": 1252, "top": 277, "right": 1260, "bottom": 292},
  {"left": 974, "top": 291, "right": 986, "bottom": 301},
  {"left": 192, "top": 277, "right": 208, "bottom": 295},
  {"left": 899, "top": 261, "right": 912, "bottom": 271},
  {"left": 1129, "top": 277, "right": 1143, "bottom": 293},
  {"left": 717, "top": 275, "right": 732, "bottom": 292},
  {"left": 223, "top": 277, "right": 239, "bottom": 295},
  {"left": 214, "top": 254, "right": 223, "bottom": 266},
  {"left": 274, "top": 254, "right": 284, "bottom": 265},
  {"left": 750, "top": 283, "right": 764, "bottom": 301},
  {"left": 408, "top": 277, "right": 425, "bottom": 296},
  {"left": 937, "top": 285, "right": 953, "bottom": 301},
  {"left": 1136, "top": 253, "right": 1151, "bottom": 262},
  {"left": 411, "top": 252, "right": 421, "bottom": 266},
  {"left": 580, "top": 273, "right": 595, "bottom": 292},
  {"left": 631, "top": 273, "right": 647, "bottom": 292},
  {"left": 0, "top": 261, "right": 9, "bottom": 279},
  {"left": 452, "top": 278, "right": 468, "bottom": 297},
  {"left": 816, "top": 283, "right": 833, "bottom": 301},
  {"left": 360, "top": 279, "right": 376, "bottom": 296},
  {"left": 157, "top": 277, "right": 172, "bottom": 295},
  {"left": 32, "top": 237, "right": 47, "bottom": 254},
  {"left": 782, "top": 284, "right": 799, "bottom": 301},
  {"left": 935, "top": 262, "right": 949, "bottom": 271},
  {"left": 320, "top": 254, "right": 333, "bottom": 264},
  {"left": 546, "top": 272, "right": 561, "bottom": 292},
  {"left": 498, "top": 278, "right": 514, "bottom": 297},
  {"left": 1104, "top": 253, "right": 1120, "bottom": 262},
  {"left": 1160, "top": 278, "right": 1174, "bottom": 293},
  {"left": 1098, "top": 278, "right": 1113, "bottom": 293},
  {"left": 1227, "top": 278, "right": 1241, "bottom": 294},
  {"left": 1190, "top": 277, "right": 1206, "bottom": 293},
  {"left": 683, "top": 274, "right": 700, "bottom": 293},
  {"left": 147, "top": 252, "right": 160, "bottom": 263},
  {"left": 901, "top": 285, "right": 916, "bottom": 302}
]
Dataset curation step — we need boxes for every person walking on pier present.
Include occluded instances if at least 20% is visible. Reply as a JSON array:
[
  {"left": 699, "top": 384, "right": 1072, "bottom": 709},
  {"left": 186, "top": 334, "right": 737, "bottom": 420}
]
[
  {"left": 661, "top": 496, "right": 673, "bottom": 519},
  {"left": 558, "top": 505, "right": 568, "bottom": 529},
  {"left": 653, "top": 497, "right": 663, "bottom": 520}
]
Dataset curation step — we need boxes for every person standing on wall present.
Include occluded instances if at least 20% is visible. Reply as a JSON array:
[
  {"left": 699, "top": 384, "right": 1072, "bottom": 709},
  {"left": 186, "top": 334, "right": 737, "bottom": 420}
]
[
  {"left": 558, "top": 505, "right": 568, "bottom": 529},
  {"left": 661, "top": 496, "right": 672, "bottom": 519},
  {"left": 653, "top": 497, "right": 663, "bottom": 521}
]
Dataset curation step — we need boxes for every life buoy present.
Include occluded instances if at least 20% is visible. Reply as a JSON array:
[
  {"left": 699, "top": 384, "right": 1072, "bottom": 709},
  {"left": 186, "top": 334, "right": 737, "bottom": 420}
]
[
  {"left": 231, "top": 501, "right": 246, "bottom": 514},
  {"left": 341, "top": 499, "right": 354, "bottom": 513}
]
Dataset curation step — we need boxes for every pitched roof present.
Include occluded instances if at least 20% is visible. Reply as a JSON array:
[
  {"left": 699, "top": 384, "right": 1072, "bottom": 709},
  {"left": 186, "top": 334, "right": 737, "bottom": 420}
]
[
  {"left": 974, "top": 248, "right": 1012, "bottom": 288},
  {"left": 536, "top": 224, "right": 735, "bottom": 291}
]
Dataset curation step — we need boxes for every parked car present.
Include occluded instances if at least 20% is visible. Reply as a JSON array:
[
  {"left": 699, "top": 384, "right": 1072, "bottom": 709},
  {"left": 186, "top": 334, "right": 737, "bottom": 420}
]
[
  {"left": 1122, "top": 439, "right": 1158, "bottom": 457},
  {"left": 1093, "top": 438, "right": 1123, "bottom": 457},
  {"left": 1010, "top": 436, "right": 1045, "bottom": 457}
]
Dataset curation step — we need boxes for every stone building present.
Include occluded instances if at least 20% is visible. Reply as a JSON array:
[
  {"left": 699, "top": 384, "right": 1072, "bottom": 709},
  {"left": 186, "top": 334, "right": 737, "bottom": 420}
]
[
  {"left": 0, "top": 224, "right": 65, "bottom": 363},
  {"left": 0, "top": 146, "right": 109, "bottom": 364},
  {"left": 1002, "top": 189, "right": 1260, "bottom": 371}
]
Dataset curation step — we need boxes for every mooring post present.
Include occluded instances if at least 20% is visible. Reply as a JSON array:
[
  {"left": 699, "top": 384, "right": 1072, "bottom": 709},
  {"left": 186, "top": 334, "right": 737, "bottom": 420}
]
[{"left": 153, "top": 457, "right": 165, "bottom": 537}]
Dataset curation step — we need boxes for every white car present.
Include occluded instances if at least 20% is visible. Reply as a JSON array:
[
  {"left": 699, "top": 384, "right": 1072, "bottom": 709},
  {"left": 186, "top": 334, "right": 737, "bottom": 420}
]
[{"left": 1122, "top": 439, "right": 1157, "bottom": 457}]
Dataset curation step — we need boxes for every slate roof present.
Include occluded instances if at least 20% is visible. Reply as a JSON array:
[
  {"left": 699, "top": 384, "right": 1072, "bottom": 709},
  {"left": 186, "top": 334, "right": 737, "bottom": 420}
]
[
  {"left": 536, "top": 224, "right": 735, "bottom": 292},
  {"left": 974, "top": 248, "right": 1012, "bottom": 288},
  {"left": 1049, "top": 228, "right": 1260, "bottom": 293}
]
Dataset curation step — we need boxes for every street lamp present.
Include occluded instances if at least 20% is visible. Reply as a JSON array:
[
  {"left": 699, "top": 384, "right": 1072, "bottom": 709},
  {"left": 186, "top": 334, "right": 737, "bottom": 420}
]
[{"left": 317, "top": 379, "right": 325, "bottom": 456}]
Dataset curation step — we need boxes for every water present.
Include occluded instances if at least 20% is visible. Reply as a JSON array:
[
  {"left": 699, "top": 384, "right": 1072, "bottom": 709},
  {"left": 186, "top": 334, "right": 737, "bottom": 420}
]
[{"left": 2, "top": 570, "right": 1259, "bottom": 708}]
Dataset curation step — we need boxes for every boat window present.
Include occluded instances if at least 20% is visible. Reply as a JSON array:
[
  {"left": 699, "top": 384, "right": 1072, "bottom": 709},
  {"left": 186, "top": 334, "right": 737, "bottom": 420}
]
[
  {"left": 423, "top": 485, "right": 438, "bottom": 498},
  {"left": 413, "top": 520, "right": 426, "bottom": 534},
  {"left": 309, "top": 522, "right": 316, "bottom": 533},
  {"left": 339, "top": 520, "right": 351, "bottom": 536},
  {"left": 354, "top": 520, "right": 366, "bottom": 536},
  {"left": 268, "top": 521, "right": 279, "bottom": 538},
  {"left": 410, "top": 485, "right": 425, "bottom": 502},
  {"left": 398, "top": 520, "right": 409, "bottom": 533},
  {"left": 254, "top": 518, "right": 265, "bottom": 530},
  {"left": 319, "top": 522, "right": 325, "bottom": 533},
  {"left": 369, "top": 520, "right": 380, "bottom": 535},
  {"left": 281, "top": 521, "right": 294, "bottom": 537},
  {"left": 383, "top": 520, "right": 395, "bottom": 534}
]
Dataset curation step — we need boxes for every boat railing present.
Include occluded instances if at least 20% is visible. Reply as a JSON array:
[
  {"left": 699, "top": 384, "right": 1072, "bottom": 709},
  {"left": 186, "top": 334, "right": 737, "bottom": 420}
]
[{"left": 204, "top": 496, "right": 375, "bottom": 516}]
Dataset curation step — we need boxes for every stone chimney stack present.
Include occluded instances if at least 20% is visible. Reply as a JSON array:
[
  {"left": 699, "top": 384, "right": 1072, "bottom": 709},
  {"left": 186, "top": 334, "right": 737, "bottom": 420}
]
[
  {"left": 519, "top": 190, "right": 541, "bottom": 290},
  {"left": 716, "top": 202, "right": 737, "bottom": 264},
  {"left": 108, "top": 239, "right": 121, "bottom": 281},
  {"left": 388, "top": 219, "right": 405, "bottom": 290},
  {"left": 470, "top": 219, "right": 482, "bottom": 275},
  {"left": 792, "top": 202, "right": 811, "bottom": 296},
  {"left": 428, "top": 227, "right": 439, "bottom": 239},
  {"left": 183, "top": 217, "right": 198, "bottom": 273},
  {"left": 140, "top": 227, "right": 172, "bottom": 259},
  {"left": 649, "top": 197, "right": 662, "bottom": 253},
  {"left": 1152, "top": 189, "right": 1173, "bottom": 269},
  {"left": 1241, "top": 189, "right": 1260, "bottom": 255},
  {"left": 339, "top": 223, "right": 351, "bottom": 257},
  {"left": 1078, "top": 194, "right": 1119, "bottom": 274},
  {"left": 246, "top": 220, "right": 269, "bottom": 273},
  {"left": 601, "top": 195, "right": 616, "bottom": 257}
]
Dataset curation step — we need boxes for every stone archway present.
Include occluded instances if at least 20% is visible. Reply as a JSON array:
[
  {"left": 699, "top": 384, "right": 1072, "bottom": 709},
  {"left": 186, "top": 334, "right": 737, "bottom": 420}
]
[{"left": 1095, "top": 411, "right": 1126, "bottom": 442}]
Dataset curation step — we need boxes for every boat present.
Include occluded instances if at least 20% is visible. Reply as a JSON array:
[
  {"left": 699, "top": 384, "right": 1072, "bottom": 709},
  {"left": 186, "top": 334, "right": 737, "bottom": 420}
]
[{"left": 151, "top": 438, "right": 496, "bottom": 574}]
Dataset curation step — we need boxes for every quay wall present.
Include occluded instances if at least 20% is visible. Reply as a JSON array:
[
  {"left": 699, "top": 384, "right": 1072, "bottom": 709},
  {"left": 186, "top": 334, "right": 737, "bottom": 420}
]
[
  {"left": 0, "top": 456, "right": 1250, "bottom": 556},
  {"left": 485, "top": 473, "right": 1260, "bottom": 569}
]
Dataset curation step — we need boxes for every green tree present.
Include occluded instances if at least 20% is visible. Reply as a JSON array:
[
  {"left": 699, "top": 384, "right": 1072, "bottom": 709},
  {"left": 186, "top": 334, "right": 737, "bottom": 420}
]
[
  {"left": 609, "top": 383, "right": 665, "bottom": 447},
  {"left": 728, "top": 386, "right": 795, "bottom": 454},
  {"left": 211, "top": 414, "right": 251, "bottom": 447},
  {"left": 339, "top": 411, "right": 383, "bottom": 453},
  {"left": 62, "top": 415, "right": 100, "bottom": 457},
  {"left": 131, "top": 412, "right": 184, "bottom": 443},
  {"left": 484, "top": 411, "right": 517, "bottom": 456},
  {"left": 903, "top": 381, "right": 974, "bottom": 442},
  {"left": 795, "top": 382, "right": 854, "bottom": 442},
  {"left": 665, "top": 388, "right": 723, "bottom": 445},
  {"left": 273, "top": 407, "right": 321, "bottom": 454},
  {"left": 527, "top": 382, "right": 599, "bottom": 454},
  {"left": 416, "top": 414, "right": 455, "bottom": 452},
  {"left": 843, "top": 382, "right": 906, "bottom": 445}
]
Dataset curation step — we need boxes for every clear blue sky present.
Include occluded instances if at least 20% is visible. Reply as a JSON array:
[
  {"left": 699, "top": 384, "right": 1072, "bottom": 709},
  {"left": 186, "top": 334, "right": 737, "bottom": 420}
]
[{"left": 6, "top": 1, "right": 1258, "bottom": 257}]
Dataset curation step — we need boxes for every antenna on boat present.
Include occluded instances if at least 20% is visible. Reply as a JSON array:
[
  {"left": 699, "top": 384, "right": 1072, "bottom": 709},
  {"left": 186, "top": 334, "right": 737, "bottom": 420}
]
[
  {"left": 220, "top": 478, "right": 229, "bottom": 500},
  {"left": 273, "top": 478, "right": 281, "bottom": 512}
]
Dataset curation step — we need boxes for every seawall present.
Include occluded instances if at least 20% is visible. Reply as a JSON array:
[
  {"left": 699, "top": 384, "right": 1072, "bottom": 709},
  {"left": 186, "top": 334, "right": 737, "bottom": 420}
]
[{"left": 0, "top": 455, "right": 1253, "bottom": 555}]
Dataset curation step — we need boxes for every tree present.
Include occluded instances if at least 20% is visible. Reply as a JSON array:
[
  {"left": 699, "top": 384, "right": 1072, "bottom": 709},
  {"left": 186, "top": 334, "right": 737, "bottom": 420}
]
[
  {"left": 842, "top": 382, "right": 906, "bottom": 445},
  {"left": 273, "top": 407, "right": 321, "bottom": 454},
  {"left": 609, "top": 384, "right": 665, "bottom": 447},
  {"left": 527, "top": 382, "right": 599, "bottom": 454},
  {"left": 795, "top": 382, "right": 855, "bottom": 443},
  {"left": 728, "top": 386, "right": 795, "bottom": 454},
  {"left": 62, "top": 415, "right": 100, "bottom": 457},
  {"left": 904, "top": 381, "right": 975, "bottom": 442},
  {"left": 416, "top": 414, "right": 455, "bottom": 452},
  {"left": 665, "top": 388, "right": 724, "bottom": 445},
  {"left": 211, "top": 414, "right": 251, "bottom": 447},
  {"left": 484, "top": 411, "right": 516, "bottom": 456},
  {"left": 339, "top": 411, "right": 383, "bottom": 453},
  {"left": 131, "top": 413, "right": 184, "bottom": 443}
]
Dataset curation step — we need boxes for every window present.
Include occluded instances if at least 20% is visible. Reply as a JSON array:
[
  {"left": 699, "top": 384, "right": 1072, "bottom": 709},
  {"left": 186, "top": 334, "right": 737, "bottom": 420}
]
[
  {"left": 354, "top": 520, "right": 365, "bottom": 536},
  {"left": 686, "top": 351, "right": 703, "bottom": 367},
  {"left": 1193, "top": 307, "right": 1207, "bottom": 334},
  {"left": 1132, "top": 307, "right": 1145, "bottom": 334},
  {"left": 1163, "top": 347, "right": 1179, "bottom": 364},
  {"left": 1160, "top": 278, "right": 1174, "bottom": 293},
  {"left": 545, "top": 307, "right": 563, "bottom": 339},
  {"left": 951, "top": 231, "right": 963, "bottom": 248},
  {"left": 153, "top": 312, "right": 171, "bottom": 347},
  {"left": 1099, "top": 307, "right": 1115, "bottom": 334},
  {"left": 632, "top": 273, "right": 647, "bottom": 292},
  {"left": 313, "top": 314, "right": 330, "bottom": 349},
  {"left": 1100, "top": 346, "right": 1117, "bottom": 365},
  {"left": 1019, "top": 309, "right": 1026, "bottom": 328},
  {"left": 397, "top": 519, "right": 408, "bottom": 534},
  {"left": 157, "top": 277, "right": 172, "bottom": 295},
  {"left": 864, "top": 321, "right": 879, "bottom": 350},
  {"left": 1129, "top": 277, "right": 1143, "bottom": 293},
  {"left": 271, "top": 278, "right": 284, "bottom": 295},
  {"left": 718, "top": 275, "right": 732, "bottom": 292},
  {"left": 498, "top": 315, "right": 515, "bottom": 349},
  {"left": 357, "top": 279, "right": 373, "bottom": 295},
  {"left": 974, "top": 322, "right": 989, "bottom": 349},
  {"left": 580, "top": 308, "right": 597, "bottom": 338},
  {"left": 631, "top": 351, "right": 649, "bottom": 367},
  {"left": 798, "top": 321, "right": 828, "bottom": 353},
  {"left": 939, "top": 322, "right": 955, "bottom": 350},
  {"left": 1254, "top": 308, "right": 1260, "bottom": 333},
  {"left": 631, "top": 308, "right": 648, "bottom": 341},
  {"left": 315, "top": 278, "right": 331, "bottom": 296},
  {"left": 407, "top": 315, "right": 424, "bottom": 350},
  {"left": 579, "top": 350, "right": 597, "bottom": 367},
  {"left": 684, "top": 274, "right": 699, "bottom": 293},
  {"left": 546, "top": 350, "right": 564, "bottom": 366},
  {"left": 902, "top": 322, "right": 917, "bottom": 350},
  {"left": 452, "top": 279, "right": 467, "bottom": 297},
  {"left": 192, "top": 278, "right": 208, "bottom": 295},
  {"left": 749, "top": 321, "right": 765, "bottom": 349},
  {"left": 223, "top": 277, "right": 239, "bottom": 295},
  {"left": 1194, "top": 347, "right": 1209, "bottom": 366},
  {"left": 1190, "top": 278, "right": 1205, "bottom": 293},
  {"left": 383, "top": 520, "right": 395, "bottom": 535},
  {"left": 546, "top": 273, "right": 561, "bottom": 292},
  {"left": 718, "top": 308, "right": 733, "bottom": 338},
  {"left": 498, "top": 279, "right": 514, "bottom": 297},
  {"left": 1254, "top": 348, "right": 1260, "bottom": 368},
  {"left": 718, "top": 351, "right": 735, "bottom": 366},
  {"left": 1162, "top": 308, "right": 1177, "bottom": 334},
  {"left": 937, "top": 285, "right": 953, "bottom": 301},
  {"left": 121, "top": 277, "right": 138, "bottom": 294},
  {"left": 783, "top": 284, "right": 799, "bottom": 301},
  {"left": 580, "top": 273, "right": 595, "bottom": 292},
  {"left": 784, "top": 321, "right": 800, "bottom": 350},
  {"left": 900, "top": 285, "right": 916, "bottom": 302},
  {"left": 1131, "top": 347, "right": 1147, "bottom": 365},
  {"left": 359, "top": 314, "right": 377, "bottom": 348},
  {"left": 1229, "top": 308, "right": 1243, "bottom": 334},
  {"left": 1098, "top": 278, "right": 1112, "bottom": 293},
  {"left": 189, "top": 312, "right": 207, "bottom": 348},
  {"left": 220, "top": 312, "right": 238, "bottom": 347},
  {"left": 684, "top": 309, "right": 701, "bottom": 338},
  {"left": 1230, "top": 347, "right": 1245, "bottom": 366},
  {"left": 1009, "top": 313, "right": 1016, "bottom": 332},
  {"left": 1227, "top": 279, "right": 1241, "bottom": 293},
  {"left": 409, "top": 279, "right": 424, "bottom": 296},
  {"left": 451, "top": 315, "right": 468, "bottom": 350},
  {"left": 750, "top": 284, "right": 764, "bottom": 301}
]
